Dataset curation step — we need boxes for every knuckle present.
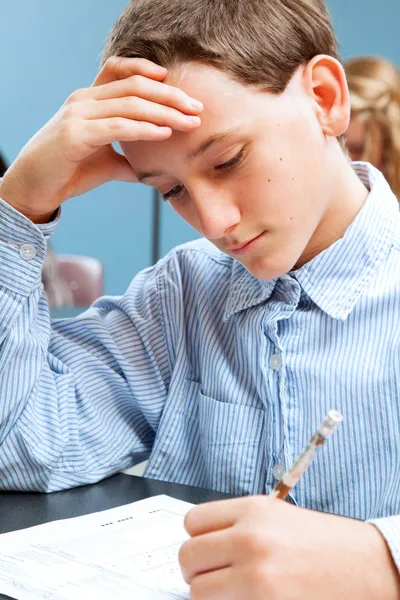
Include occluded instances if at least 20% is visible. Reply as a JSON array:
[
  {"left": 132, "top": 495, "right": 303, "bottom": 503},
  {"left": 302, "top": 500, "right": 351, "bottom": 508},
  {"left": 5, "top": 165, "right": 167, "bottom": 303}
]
[
  {"left": 137, "top": 120, "right": 157, "bottom": 134},
  {"left": 62, "top": 103, "right": 81, "bottom": 120},
  {"left": 246, "top": 495, "right": 266, "bottom": 511},
  {"left": 104, "top": 55, "right": 121, "bottom": 72},
  {"left": 124, "top": 95, "right": 140, "bottom": 112},
  {"left": 65, "top": 89, "right": 84, "bottom": 106},
  {"left": 108, "top": 117, "right": 124, "bottom": 132},
  {"left": 233, "top": 527, "right": 268, "bottom": 559},
  {"left": 238, "top": 495, "right": 269, "bottom": 520},
  {"left": 128, "top": 74, "right": 143, "bottom": 91}
]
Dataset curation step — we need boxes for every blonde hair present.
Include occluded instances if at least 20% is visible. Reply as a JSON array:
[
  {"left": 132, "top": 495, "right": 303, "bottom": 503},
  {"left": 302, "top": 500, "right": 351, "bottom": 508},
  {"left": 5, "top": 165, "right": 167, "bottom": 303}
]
[{"left": 345, "top": 56, "right": 400, "bottom": 201}]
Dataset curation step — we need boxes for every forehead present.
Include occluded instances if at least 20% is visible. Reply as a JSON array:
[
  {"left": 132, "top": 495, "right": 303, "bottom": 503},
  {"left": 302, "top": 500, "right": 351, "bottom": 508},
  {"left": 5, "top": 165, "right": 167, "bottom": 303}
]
[
  {"left": 121, "top": 62, "right": 301, "bottom": 173},
  {"left": 121, "top": 64, "right": 255, "bottom": 170},
  {"left": 168, "top": 62, "right": 251, "bottom": 107}
]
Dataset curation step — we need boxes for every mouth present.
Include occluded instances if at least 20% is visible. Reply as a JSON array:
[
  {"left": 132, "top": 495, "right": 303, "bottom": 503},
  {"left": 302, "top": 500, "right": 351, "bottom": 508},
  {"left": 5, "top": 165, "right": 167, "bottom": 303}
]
[{"left": 229, "top": 232, "right": 266, "bottom": 255}]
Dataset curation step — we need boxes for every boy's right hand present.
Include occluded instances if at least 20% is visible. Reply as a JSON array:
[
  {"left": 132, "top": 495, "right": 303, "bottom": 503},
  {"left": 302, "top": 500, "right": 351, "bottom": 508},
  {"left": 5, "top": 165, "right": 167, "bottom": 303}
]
[{"left": 0, "top": 57, "right": 202, "bottom": 223}]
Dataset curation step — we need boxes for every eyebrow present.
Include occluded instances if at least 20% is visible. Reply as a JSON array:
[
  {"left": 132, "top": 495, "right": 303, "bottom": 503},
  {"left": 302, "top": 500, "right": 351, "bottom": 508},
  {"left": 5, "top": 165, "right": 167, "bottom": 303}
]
[{"left": 136, "top": 129, "right": 238, "bottom": 182}]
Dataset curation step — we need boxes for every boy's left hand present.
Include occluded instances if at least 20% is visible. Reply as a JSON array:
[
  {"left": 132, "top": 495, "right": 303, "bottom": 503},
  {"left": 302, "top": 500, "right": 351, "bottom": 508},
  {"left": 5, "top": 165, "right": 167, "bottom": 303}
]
[{"left": 179, "top": 495, "right": 400, "bottom": 600}]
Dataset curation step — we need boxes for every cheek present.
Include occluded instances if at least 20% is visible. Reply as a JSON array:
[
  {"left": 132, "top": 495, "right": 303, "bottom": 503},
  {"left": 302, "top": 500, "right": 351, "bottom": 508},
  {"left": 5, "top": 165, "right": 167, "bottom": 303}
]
[{"left": 169, "top": 199, "right": 202, "bottom": 232}]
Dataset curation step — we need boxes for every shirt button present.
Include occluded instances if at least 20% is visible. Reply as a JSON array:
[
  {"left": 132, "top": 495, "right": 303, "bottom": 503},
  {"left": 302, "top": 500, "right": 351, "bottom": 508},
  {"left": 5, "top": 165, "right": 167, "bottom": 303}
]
[
  {"left": 270, "top": 353, "right": 282, "bottom": 370},
  {"left": 272, "top": 463, "right": 286, "bottom": 479},
  {"left": 19, "top": 243, "right": 36, "bottom": 260},
  {"left": 283, "top": 279, "right": 292, "bottom": 290}
]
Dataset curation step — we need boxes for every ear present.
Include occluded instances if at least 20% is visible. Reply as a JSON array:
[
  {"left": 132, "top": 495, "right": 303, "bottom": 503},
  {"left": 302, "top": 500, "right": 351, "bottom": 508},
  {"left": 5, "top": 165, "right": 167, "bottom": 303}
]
[{"left": 303, "top": 55, "right": 350, "bottom": 138}]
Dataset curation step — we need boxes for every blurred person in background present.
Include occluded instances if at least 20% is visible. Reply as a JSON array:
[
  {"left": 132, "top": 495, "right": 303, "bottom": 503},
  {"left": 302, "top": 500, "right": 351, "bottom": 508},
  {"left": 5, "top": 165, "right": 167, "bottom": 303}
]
[
  {"left": 345, "top": 56, "right": 400, "bottom": 202},
  {"left": 41, "top": 246, "right": 74, "bottom": 308},
  {"left": 0, "top": 149, "right": 73, "bottom": 307}
]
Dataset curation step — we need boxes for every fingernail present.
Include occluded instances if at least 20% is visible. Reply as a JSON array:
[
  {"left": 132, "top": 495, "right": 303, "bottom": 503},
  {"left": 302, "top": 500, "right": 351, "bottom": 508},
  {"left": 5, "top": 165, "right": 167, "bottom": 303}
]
[
  {"left": 185, "top": 116, "right": 201, "bottom": 124},
  {"left": 188, "top": 99, "right": 203, "bottom": 110}
]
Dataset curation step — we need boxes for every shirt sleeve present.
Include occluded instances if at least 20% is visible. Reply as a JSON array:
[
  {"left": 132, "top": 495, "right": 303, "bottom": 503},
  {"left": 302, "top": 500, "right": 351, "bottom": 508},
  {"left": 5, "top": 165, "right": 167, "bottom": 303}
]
[
  {"left": 368, "top": 516, "right": 400, "bottom": 575},
  {"left": 0, "top": 199, "right": 173, "bottom": 492}
]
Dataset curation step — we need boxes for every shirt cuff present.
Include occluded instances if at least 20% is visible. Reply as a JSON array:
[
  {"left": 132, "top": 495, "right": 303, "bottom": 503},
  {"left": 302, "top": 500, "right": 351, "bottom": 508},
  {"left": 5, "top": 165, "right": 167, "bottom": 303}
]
[
  {"left": 0, "top": 198, "right": 60, "bottom": 297},
  {"left": 368, "top": 515, "right": 400, "bottom": 574}
]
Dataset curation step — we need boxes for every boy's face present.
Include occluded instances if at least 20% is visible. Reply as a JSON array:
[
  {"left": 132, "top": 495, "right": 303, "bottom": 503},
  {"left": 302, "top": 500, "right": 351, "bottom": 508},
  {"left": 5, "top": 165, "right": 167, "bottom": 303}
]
[{"left": 122, "top": 62, "right": 337, "bottom": 280}]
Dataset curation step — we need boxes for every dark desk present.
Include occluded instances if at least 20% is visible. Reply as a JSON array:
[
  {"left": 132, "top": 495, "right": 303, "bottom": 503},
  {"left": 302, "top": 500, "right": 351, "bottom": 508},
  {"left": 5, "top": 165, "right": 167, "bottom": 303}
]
[
  {"left": 0, "top": 473, "right": 230, "bottom": 534},
  {"left": 0, "top": 474, "right": 230, "bottom": 600}
]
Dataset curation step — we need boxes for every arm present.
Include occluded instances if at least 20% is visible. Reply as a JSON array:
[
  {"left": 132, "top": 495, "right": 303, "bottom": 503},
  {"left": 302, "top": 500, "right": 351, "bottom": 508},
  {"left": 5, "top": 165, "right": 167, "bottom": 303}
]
[
  {"left": 0, "top": 199, "right": 172, "bottom": 492},
  {"left": 0, "top": 56, "right": 203, "bottom": 492}
]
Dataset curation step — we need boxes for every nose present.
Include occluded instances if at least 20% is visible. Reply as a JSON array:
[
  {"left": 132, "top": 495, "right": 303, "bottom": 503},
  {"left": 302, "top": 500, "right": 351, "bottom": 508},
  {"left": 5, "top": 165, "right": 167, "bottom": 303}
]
[{"left": 193, "top": 189, "right": 241, "bottom": 240}]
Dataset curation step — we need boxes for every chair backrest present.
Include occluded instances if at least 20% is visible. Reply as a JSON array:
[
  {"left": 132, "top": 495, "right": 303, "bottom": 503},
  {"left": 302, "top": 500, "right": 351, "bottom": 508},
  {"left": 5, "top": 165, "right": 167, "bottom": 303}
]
[{"left": 56, "top": 255, "right": 104, "bottom": 306}]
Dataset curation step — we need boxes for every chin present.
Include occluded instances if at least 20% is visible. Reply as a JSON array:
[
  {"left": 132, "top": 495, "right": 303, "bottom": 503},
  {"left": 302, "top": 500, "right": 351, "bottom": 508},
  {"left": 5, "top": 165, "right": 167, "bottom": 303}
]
[{"left": 244, "top": 255, "right": 296, "bottom": 281}]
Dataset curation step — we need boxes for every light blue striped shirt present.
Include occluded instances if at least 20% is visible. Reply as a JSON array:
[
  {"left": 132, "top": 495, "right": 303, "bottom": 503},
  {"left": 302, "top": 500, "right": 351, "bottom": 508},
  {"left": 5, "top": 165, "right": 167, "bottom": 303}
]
[{"left": 0, "top": 162, "right": 399, "bottom": 572}]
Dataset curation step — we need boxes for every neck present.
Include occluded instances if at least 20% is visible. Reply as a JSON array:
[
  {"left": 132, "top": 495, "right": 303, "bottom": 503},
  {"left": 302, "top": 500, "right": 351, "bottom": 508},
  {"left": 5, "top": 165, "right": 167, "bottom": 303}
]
[{"left": 296, "top": 152, "right": 369, "bottom": 269}]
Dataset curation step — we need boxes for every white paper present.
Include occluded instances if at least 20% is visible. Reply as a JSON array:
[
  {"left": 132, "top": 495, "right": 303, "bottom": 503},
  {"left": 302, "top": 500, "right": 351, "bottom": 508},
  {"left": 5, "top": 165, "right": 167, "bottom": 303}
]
[{"left": 0, "top": 494, "right": 194, "bottom": 600}]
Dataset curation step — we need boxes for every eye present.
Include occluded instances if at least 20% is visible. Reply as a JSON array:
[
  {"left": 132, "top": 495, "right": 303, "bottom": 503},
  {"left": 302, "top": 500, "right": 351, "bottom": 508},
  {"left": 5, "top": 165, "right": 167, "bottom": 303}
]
[
  {"left": 162, "top": 184, "right": 185, "bottom": 202},
  {"left": 215, "top": 149, "right": 245, "bottom": 172}
]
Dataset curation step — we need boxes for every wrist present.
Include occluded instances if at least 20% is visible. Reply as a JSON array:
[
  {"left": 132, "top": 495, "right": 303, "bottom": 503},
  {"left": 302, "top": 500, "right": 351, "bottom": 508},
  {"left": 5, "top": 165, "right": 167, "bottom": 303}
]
[{"left": 0, "top": 176, "right": 56, "bottom": 224}]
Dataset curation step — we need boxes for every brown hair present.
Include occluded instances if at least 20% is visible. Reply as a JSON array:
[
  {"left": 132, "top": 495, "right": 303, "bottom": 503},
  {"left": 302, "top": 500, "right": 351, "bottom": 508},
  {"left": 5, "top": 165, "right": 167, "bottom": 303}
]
[
  {"left": 102, "top": 0, "right": 339, "bottom": 94},
  {"left": 345, "top": 56, "right": 400, "bottom": 201}
]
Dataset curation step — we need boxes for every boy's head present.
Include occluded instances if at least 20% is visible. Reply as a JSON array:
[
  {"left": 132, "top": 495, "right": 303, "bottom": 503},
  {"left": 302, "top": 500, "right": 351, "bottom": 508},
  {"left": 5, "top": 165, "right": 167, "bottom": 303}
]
[
  {"left": 103, "top": 0, "right": 339, "bottom": 93},
  {"left": 103, "top": 0, "right": 356, "bottom": 280}
]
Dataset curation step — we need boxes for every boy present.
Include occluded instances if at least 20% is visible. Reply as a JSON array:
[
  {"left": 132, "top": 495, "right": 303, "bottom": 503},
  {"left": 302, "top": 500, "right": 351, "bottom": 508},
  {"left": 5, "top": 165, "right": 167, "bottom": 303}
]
[{"left": 0, "top": 0, "right": 399, "bottom": 597}]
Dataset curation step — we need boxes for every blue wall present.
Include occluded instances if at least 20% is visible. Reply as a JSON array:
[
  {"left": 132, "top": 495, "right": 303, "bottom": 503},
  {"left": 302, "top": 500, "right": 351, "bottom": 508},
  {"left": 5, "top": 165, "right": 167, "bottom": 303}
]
[
  {"left": 1, "top": 1, "right": 399, "bottom": 293},
  {"left": 0, "top": 0, "right": 153, "bottom": 296},
  {"left": 331, "top": 0, "right": 399, "bottom": 62}
]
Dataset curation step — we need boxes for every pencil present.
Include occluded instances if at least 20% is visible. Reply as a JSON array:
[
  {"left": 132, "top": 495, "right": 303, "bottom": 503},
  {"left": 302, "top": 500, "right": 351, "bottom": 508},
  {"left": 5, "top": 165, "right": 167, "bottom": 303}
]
[{"left": 270, "top": 410, "right": 343, "bottom": 500}]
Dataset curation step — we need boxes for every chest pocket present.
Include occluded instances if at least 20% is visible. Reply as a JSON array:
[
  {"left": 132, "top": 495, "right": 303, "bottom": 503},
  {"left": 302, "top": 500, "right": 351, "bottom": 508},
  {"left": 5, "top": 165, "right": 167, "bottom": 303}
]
[{"left": 146, "top": 380, "right": 266, "bottom": 495}]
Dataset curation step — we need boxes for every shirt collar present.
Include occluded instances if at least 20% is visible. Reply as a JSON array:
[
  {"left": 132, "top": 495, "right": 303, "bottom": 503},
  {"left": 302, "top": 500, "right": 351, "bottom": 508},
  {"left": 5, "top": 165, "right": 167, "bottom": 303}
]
[
  {"left": 224, "top": 163, "right": 399, "bottom": 322},
  {"left": 223, "top": 261, "right": 276, "bottom": 321}
]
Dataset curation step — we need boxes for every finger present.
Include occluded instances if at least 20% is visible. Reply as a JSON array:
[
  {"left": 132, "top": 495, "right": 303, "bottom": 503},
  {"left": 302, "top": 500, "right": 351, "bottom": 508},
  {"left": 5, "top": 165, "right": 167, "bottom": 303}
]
[
  {"left": 179, "top": 530, "right": 233, "bottom": 584},
  {"left": 84, "top": 97, "right": 201, "bottom": 132},
  {"left": 185, "top": 496, "right": 268, "bottom": 536},
  {"left": 88, "top": 75, "right": 203, "bottom": 115},
  {"left": 190, "top": 567, "right": 235, "bottom": 600},
  {"left": 93, "top": 56, "right": 167, "bottom": 86},
  {"left": 83, "top": 118, "right": 172, "bottom": 147},
  {"left": 185, "top": 497, "right": 263, "bottom": 537}
]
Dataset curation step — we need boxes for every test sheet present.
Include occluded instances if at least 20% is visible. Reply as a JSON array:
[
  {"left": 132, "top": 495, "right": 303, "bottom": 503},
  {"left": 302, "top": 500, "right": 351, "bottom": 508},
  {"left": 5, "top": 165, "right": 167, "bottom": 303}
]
[{"left": 0, "top": 494, "right": 193, "bottom": 599}]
